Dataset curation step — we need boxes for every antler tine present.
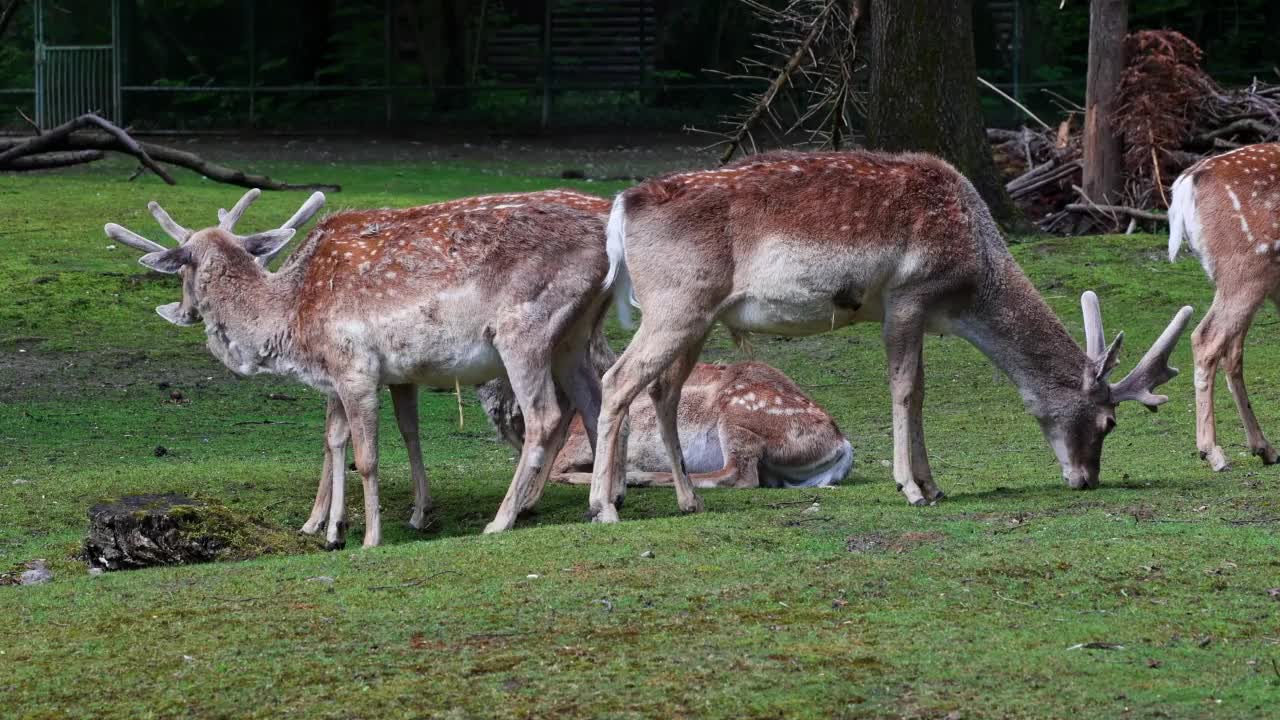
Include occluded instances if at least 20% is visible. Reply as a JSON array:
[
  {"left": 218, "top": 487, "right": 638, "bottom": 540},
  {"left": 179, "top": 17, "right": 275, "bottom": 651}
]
[
  {"left": 105, "top": 222, "right": 167, "bottom": 254},
  {"left": 147, "top": 201, "right": 192, "bottom": 243},
  {"left": 1111, "top": 305, "right": 1195, "bottom": 410},
  {"left": 217, "top": 188, "right": 262, "bottom": 231},
  {"left": 255, "top": 191, "right": 327, "bottom": 267},
  {"left": 1080, "top": 291, "right": 1106, "bottom": 359},
  {"left": 281, "top": 191, "right": 327, "bottom": 231}
]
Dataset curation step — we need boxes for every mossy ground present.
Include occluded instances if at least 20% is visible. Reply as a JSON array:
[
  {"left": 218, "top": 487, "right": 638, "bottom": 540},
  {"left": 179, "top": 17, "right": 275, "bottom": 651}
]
[{"left": 2, "top": 154, "right": 1279, "bottom": 719}]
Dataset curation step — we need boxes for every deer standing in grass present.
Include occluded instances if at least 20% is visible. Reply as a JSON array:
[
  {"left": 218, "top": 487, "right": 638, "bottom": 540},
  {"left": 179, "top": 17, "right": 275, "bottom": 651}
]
[
  {"left": 1168, "top": 143, "right": 1280, "bottom": 471},
  {"left": 107, "top": 189, "right": 610, "bottom": 548},
  {"left": 478, "top": 338, "right": 854, "bottom": 489},
  {"left": 588, "top": 150, "right": 1193, "bottom": 523}
]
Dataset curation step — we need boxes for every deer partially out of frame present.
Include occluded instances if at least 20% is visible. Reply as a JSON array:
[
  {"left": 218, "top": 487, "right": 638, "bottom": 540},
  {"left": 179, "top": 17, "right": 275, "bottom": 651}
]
[
  {"left": 107, "top": 189, "right": 610, "bottom": 548},
  {"left": 1168, "top": 143, "right": 1280, "bottom": 471},
  {"left": 587, "top": 150, "right": 1193, "bottom": 523},
  {"left": 478, "top": 337, "right": 854, "bottom": 489}
]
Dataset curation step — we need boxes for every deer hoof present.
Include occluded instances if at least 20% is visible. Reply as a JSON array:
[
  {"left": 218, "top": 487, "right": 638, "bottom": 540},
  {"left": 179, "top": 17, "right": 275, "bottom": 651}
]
[
  {"left": 323, "top": 539, "right": 345, "bottom": 552},
  {"left": 1204, "top": 446, "right": 1231, "bottom": 472},
  {"left": 299, "top": 520, "right": 325, "bottom": 535},
  {"left": 679, "top": 496, "right": 705, "bottom": 514},
  {"left": 1255, "top": 446, "right": 1279, "bottom": 465},
  {"left": 592, "top": 505, "right": 621, "bottom": 524}
]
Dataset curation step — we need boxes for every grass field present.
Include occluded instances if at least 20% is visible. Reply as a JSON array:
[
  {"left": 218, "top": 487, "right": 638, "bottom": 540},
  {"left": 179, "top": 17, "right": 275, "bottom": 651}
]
[{"left": 2, "top": 154, "right": 1279, "bottom": 719}]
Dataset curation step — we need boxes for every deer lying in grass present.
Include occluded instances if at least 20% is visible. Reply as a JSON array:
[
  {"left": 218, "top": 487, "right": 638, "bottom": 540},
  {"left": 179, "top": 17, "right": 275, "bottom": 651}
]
[
  {"left": 106, "top": 189, "right": 610, "bottom": 548},
  {"left": 478, "top": 337, "right": 854, "bottom": 489},
  {"left": 588, "top": 150, "right": 1193, "bottom": 523},
  {"left": 1169, "top": 143, "right": 1280, "bottom": 471}
]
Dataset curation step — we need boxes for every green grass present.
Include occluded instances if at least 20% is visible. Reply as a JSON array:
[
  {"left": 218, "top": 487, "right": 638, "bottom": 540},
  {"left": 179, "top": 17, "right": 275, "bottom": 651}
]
[{"left": 2, "top": 157, "right": 1279, "bottom": 719}]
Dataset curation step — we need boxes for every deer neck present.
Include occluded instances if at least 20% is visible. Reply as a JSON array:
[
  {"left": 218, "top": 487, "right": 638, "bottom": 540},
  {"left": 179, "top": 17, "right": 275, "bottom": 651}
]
[
  {"left": 952, "top": 260, "right": 1088, "bottom": 418},
  {"left": 197, "top": 253, "right": 302, "bottom": 380}
]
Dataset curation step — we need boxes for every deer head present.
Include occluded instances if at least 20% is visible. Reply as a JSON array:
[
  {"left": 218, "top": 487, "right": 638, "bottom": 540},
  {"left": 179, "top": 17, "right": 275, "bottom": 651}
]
[
  {"left": 1040, "top": 291, "right": 1193, "bottom": 490},
  {"left": 105, "top": 189, "right": 325, "bottom": 326}
]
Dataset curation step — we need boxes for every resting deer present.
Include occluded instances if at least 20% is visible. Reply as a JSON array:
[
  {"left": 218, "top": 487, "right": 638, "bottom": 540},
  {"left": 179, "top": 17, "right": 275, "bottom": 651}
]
[
  {"left": 106, "top": 189, "right": 610, "bottom": 548},
  {"left": 1168, "top": 143, "right": 1280, "bottom": 471},
  {"left": 478, "top": 338, "right": 854, "bottom": 489},
  {"left": 587, "top": 150, "right": 1193, "bottom": 523}
]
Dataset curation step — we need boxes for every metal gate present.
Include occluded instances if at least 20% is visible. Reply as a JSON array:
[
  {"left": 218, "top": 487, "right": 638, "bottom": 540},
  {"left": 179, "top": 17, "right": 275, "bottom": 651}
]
[{"left": 34, "top": 0, "right": 121, "bottom": 128}]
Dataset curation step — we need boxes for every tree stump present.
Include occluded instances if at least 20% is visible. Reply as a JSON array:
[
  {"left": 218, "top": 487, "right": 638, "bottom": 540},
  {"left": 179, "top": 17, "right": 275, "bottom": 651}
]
[{"left": 84, "top": 494, "right": 317, "bottom": 570}]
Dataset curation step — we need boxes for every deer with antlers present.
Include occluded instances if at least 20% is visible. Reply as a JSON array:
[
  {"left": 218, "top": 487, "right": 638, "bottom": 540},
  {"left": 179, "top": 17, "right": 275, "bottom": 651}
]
[
  {"left": 478, "top": 337, "right": 855, "bottom": 489},
  {"left": 106, "top": 189, "right": 611, "bottom": 548},
  {"left": 1169, "top": 143, "right": 1280, "bottom": 471},
  {"left": 587, "top": 150, "right": 1193, "bottom": 523}
]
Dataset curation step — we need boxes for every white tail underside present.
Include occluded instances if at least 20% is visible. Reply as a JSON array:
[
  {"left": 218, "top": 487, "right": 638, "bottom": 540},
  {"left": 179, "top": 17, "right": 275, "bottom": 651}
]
[
  {"left": 604, "top": 193, "right": 636, "bottom": 328},
  {"left": 1168, "top": 173, "right": 1201, "bottom": 263}
]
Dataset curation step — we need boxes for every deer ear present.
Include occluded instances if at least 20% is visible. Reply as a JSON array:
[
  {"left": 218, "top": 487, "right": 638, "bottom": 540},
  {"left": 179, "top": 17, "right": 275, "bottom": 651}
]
[
  {"left": 1092, "top": 332, "right": 1124, "bottom": 383},
  {"left": 139, "top": 246, "right": 191, "bottom": 274},
  {"left": 241, "top": 228, "right": 296, "bottom": 258}
]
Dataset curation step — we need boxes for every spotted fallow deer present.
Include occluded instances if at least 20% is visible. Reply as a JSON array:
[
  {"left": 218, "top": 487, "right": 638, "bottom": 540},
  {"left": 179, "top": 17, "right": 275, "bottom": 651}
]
[
  {"left": 106, "top": 189, "right": 611, "bottom": 548},
  {"left": 478, "top": 336, "right": 854, "bottom": 489},
  {"left": 587, "top": 150, "right": 1193, "bottom": 523},
  {"left": 1168, "top": 143, "right": 1280, "bottom": 471}
]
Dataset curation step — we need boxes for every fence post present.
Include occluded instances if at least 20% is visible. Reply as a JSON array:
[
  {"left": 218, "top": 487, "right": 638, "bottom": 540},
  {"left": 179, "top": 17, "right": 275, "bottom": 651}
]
[
  {"left": 111, "top": 0, "right": 122, "bottom": 123},
  {"left": 541, "top": 0, "right": 551, "bottom": 129},
  {"left": 247, "top": 0, "right": 256, "bottom": 127},
  {"left": 384, "top": 0, "right": 393, "bottom": 129}
]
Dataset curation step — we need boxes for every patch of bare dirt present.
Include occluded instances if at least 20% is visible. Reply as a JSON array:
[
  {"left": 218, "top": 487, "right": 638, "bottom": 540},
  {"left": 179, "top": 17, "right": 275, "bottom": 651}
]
[
  {"left": 130, "top": 131, "right": 712, "bottom": 181},
  {"left": 845, "top": 531, "right": 945, "bottom": 554},
  {"left": 0, "top": 347, "right": 236, "bottom": 403}
]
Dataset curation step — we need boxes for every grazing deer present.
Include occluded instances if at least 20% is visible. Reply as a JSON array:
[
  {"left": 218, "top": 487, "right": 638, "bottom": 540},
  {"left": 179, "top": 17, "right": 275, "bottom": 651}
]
[
  {"left": 588, "top": 150, "right": 1193, "bottom": 523},
  {"left": 1168, "top": 143, "right": 1280, "bottom": 471},
  {"left": 478, "top": 338, "right": 854, "bottom": 489},
  {"left": 106, "top": 189, "right": 611, "bottom": 548}
]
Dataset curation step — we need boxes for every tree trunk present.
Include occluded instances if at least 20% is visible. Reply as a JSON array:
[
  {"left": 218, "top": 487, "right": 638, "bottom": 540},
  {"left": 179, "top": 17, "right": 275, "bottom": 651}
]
[
  {"left": 1082, "top": 0, "right": 1128, "bottom": 204},
  {"left": 865, "top": 0, "right": 1015, "bottom": 224}
]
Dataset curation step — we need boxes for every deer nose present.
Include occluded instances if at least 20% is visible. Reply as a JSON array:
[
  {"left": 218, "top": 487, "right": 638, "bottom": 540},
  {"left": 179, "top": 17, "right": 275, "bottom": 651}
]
[{"left": 1063, "top": 470, "right": 1099, "bottom": 490}]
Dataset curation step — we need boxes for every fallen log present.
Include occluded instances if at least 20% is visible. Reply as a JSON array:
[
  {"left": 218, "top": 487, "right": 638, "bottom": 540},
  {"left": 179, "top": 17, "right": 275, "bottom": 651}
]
[
  {"left": 0, "top": 112, "right": 341, "bottom": 192},
  {"left": 2, "top": 150, "right": 104, "bottom": 170}
]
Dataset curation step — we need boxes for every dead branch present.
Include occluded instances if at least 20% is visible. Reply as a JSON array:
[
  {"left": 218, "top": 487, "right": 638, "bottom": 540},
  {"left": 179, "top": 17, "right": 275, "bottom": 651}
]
[
  {"left": 1064, "top": 203, "right": 1167, "bottom": 222},
  {"left": 0, "top": 0, "right": 24, "bottom": 39},
  {"left": 2, "top": 150, "right": 104, "bottom": 170},
  {"left": 0, "top": 113, "right": 175, "bottom": 183},
  {"left": 0, "top": 112, "right": 341, "bottom": 192}
]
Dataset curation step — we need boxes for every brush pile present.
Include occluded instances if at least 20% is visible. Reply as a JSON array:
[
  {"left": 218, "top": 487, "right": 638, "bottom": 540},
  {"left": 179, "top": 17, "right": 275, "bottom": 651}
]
[{"left": 992, "top": 30, "right": 1280, "bottom": 234}]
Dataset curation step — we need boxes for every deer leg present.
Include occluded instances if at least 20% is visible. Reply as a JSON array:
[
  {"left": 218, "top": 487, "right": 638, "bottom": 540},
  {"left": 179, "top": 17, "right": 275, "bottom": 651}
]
[
  {"left": 589, "top": 318, "right": 708, "bottom": 524},
  {"left": 907, "top": 348, "right": 944, "bottom": 501},
  {"left": 516, "top": 384, "right": 576, "bottom": 515},
  {"left": 1193, "top": 287, "right": 1265, "bottom": 472},
  {"left": 1223, "top": 329, "right": 1278, "bottom": 464},
  {"left": 322, "top": 398, "right": 351, "bottom": 550},
  {"left": 648, "top": 343, "right": 707, "bottom": 513},
  {"left": 883, "top": 302, "right": 930, "bottom": 506},
  {"left": 340, "top": 385, "right": 383, "bottom": 548},
  {"left": 390, "top": 383, "right": 433, "bottom": 529},
  {"left": 302, "top": 396, "right": 345, "bottom": 535},
  {"left": 483, "top": 365, "right": 572, "bottom": 534}
]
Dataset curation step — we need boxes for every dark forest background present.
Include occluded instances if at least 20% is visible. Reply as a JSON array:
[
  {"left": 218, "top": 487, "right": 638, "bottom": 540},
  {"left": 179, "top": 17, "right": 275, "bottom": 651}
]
[{"left": 1, "top": 0, "right": 1277, "bottom": 131}]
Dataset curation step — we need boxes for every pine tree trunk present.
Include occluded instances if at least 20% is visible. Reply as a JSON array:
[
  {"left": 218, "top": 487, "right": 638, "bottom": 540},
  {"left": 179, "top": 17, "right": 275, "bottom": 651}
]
[
  {"left": 865, "top": 0, "right": 1015, "bottom": 224},
  {"left": 1082, "top": 0, "right": 1128, "bottom": 204}
]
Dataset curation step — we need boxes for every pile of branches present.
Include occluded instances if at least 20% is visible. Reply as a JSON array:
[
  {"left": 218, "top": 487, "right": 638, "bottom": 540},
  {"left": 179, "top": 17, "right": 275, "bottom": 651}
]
[
  {"left": 0, "top": 112, "right": 340, "bottom": 192},
  {"left": 992, "top": 30, "right": 1280, "bottom": 234},
  {"left": 699, "top": 0, "right": 865, "bottom": 163}
]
